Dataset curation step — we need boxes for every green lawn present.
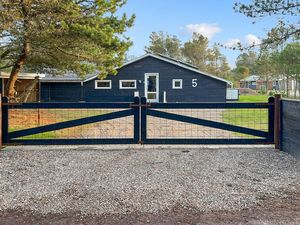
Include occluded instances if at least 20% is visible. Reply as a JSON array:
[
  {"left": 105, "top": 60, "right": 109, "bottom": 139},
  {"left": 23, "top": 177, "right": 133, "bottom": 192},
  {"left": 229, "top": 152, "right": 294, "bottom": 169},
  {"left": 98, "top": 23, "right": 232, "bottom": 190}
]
[
  {"left": 223, "top": 95, "right": 269, "bottom": 137},
  {"left": 238, "top": 95, "right": 269, "bottom": 102},
  {"left": 8, "top": 127, "right": 58, "bottom": 139}
]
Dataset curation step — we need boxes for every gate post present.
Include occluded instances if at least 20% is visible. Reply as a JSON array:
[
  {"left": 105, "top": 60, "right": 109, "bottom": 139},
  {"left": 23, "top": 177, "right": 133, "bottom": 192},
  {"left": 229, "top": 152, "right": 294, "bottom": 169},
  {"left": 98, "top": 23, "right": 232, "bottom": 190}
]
[
  {"left": 274, "top": 94, "right": 281, "bottom": 149},
  {"left": 2, "top": 96, "right": 9, "bottom": 145},
  {"left": 0, "top": 94, "right": 2, "bottom": 149},
  {"left": 140, "top": 97, "right": 147, "bottom": 144},
  {"left": 268, "top": 96, "right": 275, "bottom": 143},
  {"left": 133, "top": 96, "right": 140, "bottom": 144}
]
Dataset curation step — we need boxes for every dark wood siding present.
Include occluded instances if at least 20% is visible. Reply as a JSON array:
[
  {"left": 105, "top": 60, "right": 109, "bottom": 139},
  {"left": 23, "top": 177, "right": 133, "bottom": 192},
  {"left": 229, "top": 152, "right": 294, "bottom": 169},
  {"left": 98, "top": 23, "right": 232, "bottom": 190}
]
[
  {"left": 83, "top": 56, "right": 226, "bottom": 102},
  {"left": 281, "top": 99, "right": 300, "bottom": 159},
  {"left": 41, "top": 82, "right": 82, "bottom": 102},
  {"left": 41, "top": 56, "right": 227, "bottom": 102}
]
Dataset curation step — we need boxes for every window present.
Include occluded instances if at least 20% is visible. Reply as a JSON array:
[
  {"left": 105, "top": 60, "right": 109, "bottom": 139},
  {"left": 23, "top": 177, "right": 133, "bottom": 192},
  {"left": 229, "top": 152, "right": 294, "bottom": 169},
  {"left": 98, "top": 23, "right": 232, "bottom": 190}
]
[
  {"left": 119, "top": 80, "right": 136, "bottom": 89},
  {"left": 95, "top": 80, "right": 111, "bottom": 89},
  {"left": 172, "top": 79, "right": 183, "bottom": 89}
]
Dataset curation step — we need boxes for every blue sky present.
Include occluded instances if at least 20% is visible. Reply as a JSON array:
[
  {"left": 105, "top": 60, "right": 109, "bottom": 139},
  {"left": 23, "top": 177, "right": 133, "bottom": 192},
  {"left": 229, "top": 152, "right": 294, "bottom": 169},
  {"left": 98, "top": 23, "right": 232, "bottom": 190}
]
[{"left": 117, "top": 0, "right": 280, "bottom": 68}]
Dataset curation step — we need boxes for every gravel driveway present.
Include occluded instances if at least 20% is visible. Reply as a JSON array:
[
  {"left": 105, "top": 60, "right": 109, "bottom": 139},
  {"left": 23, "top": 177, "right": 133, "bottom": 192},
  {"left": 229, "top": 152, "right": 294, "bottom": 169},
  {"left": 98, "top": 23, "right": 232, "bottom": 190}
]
[{"left": 0, "top": 146, "right": 300, "bottom": 224}]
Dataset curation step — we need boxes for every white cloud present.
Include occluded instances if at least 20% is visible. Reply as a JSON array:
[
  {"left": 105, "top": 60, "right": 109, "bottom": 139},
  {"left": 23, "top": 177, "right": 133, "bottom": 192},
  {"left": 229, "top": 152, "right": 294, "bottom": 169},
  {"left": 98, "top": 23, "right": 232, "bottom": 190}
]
[
  {"left": 245, "top": 34, "right": 261, "bottom": 46},
  {"left": 224, "top": 34, "right": 261, "bottom": 49},
  {"left": 185, "top": 23, "right": 222, "bottom": 39},
  {"left": 224, "top": 38, "right": 241, "bottom": 48}
]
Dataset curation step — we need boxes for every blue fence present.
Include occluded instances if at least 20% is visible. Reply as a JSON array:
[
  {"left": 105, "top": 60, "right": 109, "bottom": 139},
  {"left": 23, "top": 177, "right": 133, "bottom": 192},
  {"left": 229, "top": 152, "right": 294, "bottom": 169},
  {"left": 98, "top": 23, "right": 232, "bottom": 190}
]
[
  {"left": 140, "top": 97, "right": 274, "bottom": 145},
  {"left": 2, "top": 96, "right": 275, "bottom": 145},
  {"left": 2, "top": 97, "right": 140, "bottom": 145},
  {"left": 281, "top": 99, "right": 300, "bottom": 159}
]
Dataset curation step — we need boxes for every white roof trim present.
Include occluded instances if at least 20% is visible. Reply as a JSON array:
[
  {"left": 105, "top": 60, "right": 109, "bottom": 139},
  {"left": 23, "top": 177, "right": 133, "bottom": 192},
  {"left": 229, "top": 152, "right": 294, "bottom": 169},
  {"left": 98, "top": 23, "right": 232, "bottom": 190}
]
[
  {"left": 84, "top": 75, "right": 98, "bottom": 82},
  {"left": 40, "top": 74, "right": 98, "bottom": 83},
  {"left": 40, "top": 80, "right": 84, "bottom": 83},
  {"left": 121, "top": 53, "right": 231, "bottom": 84},
  {"left": 0, "top": 72, "right": 45, "bottom": 79}
]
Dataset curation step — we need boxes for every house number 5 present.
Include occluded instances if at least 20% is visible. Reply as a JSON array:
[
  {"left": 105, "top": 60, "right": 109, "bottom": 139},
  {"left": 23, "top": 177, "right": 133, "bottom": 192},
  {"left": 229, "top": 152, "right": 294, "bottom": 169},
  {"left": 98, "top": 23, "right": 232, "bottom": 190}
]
[{"left": 192, "top": 79, "right": 198, "bottom": 87}]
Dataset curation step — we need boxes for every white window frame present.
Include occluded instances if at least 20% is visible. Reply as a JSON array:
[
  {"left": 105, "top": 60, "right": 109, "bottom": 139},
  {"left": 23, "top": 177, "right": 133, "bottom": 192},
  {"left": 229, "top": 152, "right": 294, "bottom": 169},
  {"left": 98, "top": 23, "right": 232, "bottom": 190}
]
[
  {"left": 95, "top": 80, "right": 112, "bottom": 89},
  {"left": 119, "top": 80, "right": 137, "bottom": 89},
  {"left": 145, "top": 73, "right": 159, "bottom": 103},
  {"left": 172, "top": 79, "right": 183, "bottom": 89}
]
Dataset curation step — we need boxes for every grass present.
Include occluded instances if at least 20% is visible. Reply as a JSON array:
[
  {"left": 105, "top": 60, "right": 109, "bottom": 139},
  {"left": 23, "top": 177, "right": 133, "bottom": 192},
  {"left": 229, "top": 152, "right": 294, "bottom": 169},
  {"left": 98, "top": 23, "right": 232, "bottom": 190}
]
[
  {"left": 223, "top": 94, "right": 269, "bottom": 137},
  {"left": 8, "top": 127, "right": 58, "bottom": 139},
  {"left": 238, "top": 95, "right": 269, "bottom": 103}
]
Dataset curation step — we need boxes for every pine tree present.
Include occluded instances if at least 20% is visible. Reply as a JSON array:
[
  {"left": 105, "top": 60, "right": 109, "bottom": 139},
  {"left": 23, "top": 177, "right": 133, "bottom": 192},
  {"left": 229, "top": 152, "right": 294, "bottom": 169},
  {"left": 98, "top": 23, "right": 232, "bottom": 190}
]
[
  {"left": 145, "top": 31, "right": 182, "bottom": 60},
  {"left": 0, "top": 0, "right": 135, "bottom": 100}
]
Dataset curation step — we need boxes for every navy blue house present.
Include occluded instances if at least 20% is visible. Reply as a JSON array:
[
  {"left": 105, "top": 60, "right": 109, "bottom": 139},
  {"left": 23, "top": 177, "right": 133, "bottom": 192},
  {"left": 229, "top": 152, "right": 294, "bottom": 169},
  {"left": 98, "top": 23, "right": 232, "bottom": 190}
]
[{"left": 40, "top": 54, "right": 230, "bottom": 103}]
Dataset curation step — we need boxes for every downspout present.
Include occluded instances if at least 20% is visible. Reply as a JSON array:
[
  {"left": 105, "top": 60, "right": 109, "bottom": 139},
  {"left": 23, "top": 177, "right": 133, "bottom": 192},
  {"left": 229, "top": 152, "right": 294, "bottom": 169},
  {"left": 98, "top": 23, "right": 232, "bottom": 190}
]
[
  {"left": 38, "top": 79, "right": 41, "bottom": 102},
  {"left": 0, "top": 78, "right": 3, "bottom": 96},
  {"left": 80, "top": 81, "right": 84, "bottom": 101}
]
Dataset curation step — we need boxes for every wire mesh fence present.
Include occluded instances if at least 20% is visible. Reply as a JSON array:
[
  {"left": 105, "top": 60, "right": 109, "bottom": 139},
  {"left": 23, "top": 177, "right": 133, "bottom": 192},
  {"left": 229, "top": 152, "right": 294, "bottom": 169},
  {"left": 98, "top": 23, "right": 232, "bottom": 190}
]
[
  {"left": 146, "top": 107, "right": 269, "bottom": 140},
  {"left": 8, "top": 108, "right": 134, "bottom": 140},
  {"left": 4, "top": 97, "right": 273, "bottom": 144}
]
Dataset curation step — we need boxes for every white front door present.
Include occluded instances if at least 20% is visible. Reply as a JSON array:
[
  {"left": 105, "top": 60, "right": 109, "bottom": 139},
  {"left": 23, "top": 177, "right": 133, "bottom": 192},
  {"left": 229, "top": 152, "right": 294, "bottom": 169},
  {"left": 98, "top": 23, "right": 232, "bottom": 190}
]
[{"left": 145, "top": 73, "right": 159, "bottom": 102}]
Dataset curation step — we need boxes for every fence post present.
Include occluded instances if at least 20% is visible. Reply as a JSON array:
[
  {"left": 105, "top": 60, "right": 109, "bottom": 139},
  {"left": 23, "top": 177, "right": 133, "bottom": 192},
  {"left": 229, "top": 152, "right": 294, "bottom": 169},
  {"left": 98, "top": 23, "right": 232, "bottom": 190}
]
[
  {"left": 274, "top": 94, "right": 281, "bottom": 149},
  {"left": 133, "top": 96, "right": 140, "bottom": 144},
  {"left": 268, "top": 96, "right": 275, "bottom": 143},
  {"left": 2, "top": 96, "right": 9, "bottom": 145},
  {"left": 0, "top": 94, "right": 1, "bottom": 149},
  {"left": 140, "top": 97, "right": 147, "bottom": 144}
]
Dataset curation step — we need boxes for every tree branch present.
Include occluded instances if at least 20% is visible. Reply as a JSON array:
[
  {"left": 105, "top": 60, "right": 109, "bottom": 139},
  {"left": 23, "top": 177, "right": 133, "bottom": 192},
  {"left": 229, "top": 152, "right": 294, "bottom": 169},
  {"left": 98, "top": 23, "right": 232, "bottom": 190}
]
[
  {"left": 56, "top": 46, "right": 95, "bottom": 61},
  {"left": 0, "top": 64, "right": 13, "bottom": 70}
]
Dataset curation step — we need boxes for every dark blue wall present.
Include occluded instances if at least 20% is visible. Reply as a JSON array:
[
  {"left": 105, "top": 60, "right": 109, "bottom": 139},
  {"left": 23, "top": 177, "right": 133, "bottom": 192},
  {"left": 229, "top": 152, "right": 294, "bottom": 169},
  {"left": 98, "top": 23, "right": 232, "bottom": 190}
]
[
  {"left": 41, "top": 82, "right": 82, "bottom": 102},
  {"left": 41, "top": 56, "right": 227, "bottom": 102},
  {"left": 281, "top": 99, "right": 300, "bottom": 159}
]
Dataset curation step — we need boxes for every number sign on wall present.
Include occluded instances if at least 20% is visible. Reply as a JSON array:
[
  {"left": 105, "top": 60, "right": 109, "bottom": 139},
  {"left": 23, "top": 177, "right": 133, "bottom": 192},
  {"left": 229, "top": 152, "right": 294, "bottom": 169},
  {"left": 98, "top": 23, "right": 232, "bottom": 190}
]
[{"left": 192, "top": 79, "right": 198, "bottom": 87}]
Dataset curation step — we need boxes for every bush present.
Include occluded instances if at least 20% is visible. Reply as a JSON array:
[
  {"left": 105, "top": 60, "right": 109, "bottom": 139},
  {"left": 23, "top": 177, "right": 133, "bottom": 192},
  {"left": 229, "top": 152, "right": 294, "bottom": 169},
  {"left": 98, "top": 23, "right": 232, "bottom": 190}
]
[{"left": 268, "top": 89, "right": 287, "bottom": 97}]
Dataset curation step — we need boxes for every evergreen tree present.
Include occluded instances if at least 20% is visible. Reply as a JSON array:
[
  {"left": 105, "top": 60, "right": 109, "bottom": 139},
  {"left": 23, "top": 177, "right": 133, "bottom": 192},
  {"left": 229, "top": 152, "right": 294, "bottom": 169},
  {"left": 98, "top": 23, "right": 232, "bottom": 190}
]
[
  {"left": 145, "top": 31, "right": 182, "bottom": 60},
  {"left": 182, "top": 33, "right": 210, "bottom": 71},
  {"left": 235, "top": 51, "right": 258, "bottom": 74},
  {"left": 0, "top": 0, "right": 135, "bottom": 100}
]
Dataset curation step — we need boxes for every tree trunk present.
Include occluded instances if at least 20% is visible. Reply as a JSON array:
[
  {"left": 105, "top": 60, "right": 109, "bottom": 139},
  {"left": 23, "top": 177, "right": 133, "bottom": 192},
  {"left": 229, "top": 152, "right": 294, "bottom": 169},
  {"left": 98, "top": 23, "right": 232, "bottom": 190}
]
[
  {"left": 298, "top": 77, "right": 300, "bottom": 99},
  {"left": 4, "top": 0, "right": 30, "bottom": 101},
  {"left": 4, "top": 41, "right": 30, "bottom": 101},
  {"left": 298, "top": 79, "right": 300, "bottom": 99},
  {"left": 18, "top": 76, "right": 39, "bottom": 102},
  {"left": 286, "top": 75, "right": 289, "bottom": 97},
  {"left": 294, "top": 78, "right": 297, "bottom": 99}
]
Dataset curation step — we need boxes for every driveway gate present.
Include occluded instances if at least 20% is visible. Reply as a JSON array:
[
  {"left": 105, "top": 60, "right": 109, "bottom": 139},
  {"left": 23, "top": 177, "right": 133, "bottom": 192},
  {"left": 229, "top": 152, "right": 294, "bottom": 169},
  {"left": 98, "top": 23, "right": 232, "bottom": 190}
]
[
  {"left": 2, "top": 97, "right": 140, "bottom": 145},
  {"left": 1, "top": 96, "right": 276, "bottom": 145}
]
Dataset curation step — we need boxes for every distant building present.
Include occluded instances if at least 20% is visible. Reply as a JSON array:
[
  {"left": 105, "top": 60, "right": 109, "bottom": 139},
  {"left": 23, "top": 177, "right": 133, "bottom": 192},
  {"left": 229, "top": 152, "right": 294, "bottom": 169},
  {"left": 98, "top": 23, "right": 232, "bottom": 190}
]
[
  {"left": 239, "top": 75, "right": 299, "bottom": 97},
  {"left": 240, "top": 75, "right": 279, "bottom": 91}
]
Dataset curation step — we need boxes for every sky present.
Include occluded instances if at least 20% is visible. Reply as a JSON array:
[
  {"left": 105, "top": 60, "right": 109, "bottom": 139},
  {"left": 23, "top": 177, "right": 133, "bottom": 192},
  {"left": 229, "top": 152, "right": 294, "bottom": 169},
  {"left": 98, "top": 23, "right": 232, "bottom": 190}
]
[{"left": 117, "top": 0, "right": 281, "bottom": 68}]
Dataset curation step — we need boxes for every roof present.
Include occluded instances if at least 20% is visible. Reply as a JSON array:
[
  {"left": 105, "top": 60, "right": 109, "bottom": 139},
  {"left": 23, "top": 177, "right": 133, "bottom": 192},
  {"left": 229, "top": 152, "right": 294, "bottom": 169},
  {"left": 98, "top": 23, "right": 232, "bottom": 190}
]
[
  {"left": 40, "top": 53, "right": 231, "bottom": 84},
  {"left": 240, "top": 75, "right": 261, "bottom": 82},
  {"left": 156, "top": 54, "right": 199, "bottom": 70},
  {"left": 0, "top": 72, "right": 45, "bottom": 79},
  {"left": 122, "top": 54, "right": 231, "bottom": 84},
  {"left": 41, "top": 72, "right": 97, "bottom": 83}
]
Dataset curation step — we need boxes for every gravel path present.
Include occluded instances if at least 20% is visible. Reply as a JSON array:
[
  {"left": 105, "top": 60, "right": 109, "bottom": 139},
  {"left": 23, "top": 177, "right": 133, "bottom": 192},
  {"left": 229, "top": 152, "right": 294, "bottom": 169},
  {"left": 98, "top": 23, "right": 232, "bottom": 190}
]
[{"left": 0, "top": 146, "right": 299, "bottom": 219}]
